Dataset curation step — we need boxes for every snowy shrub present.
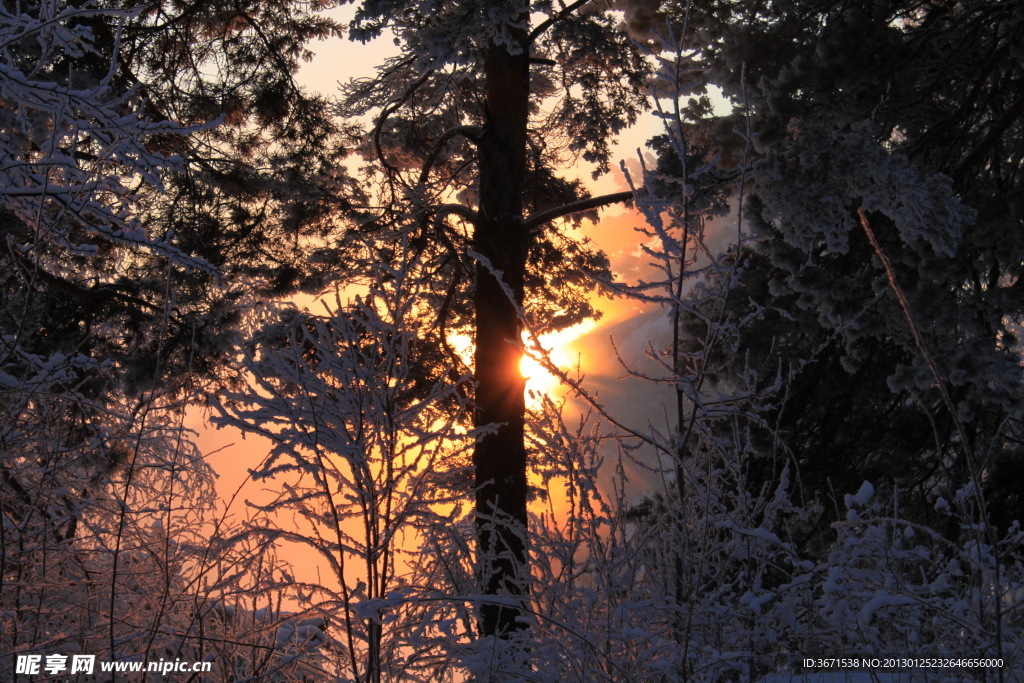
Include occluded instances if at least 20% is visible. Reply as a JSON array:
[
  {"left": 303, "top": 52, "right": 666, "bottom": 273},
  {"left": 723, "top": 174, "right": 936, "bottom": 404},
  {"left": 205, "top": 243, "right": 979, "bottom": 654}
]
[{"left": 214, "top": 239, "right": 477, "bottom": 681}]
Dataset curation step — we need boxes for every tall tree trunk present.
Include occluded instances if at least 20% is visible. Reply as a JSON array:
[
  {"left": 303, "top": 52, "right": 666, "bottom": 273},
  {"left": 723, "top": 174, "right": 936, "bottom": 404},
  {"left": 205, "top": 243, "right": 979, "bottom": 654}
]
[{"left": 473, "top": 8, "right": 531, "bottom": 637}]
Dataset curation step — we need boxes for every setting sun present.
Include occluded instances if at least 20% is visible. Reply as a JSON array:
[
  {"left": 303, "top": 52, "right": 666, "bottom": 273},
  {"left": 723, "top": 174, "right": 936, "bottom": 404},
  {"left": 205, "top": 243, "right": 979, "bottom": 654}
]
[
  {"left": 519, "top": 321, "right": 596, "bottom": 400},
  {"left": 446, "top": 320, "right": 596, "bottom": 402},
  {"left": 519, "top": 349, "right": 564, "bottom": 398}
]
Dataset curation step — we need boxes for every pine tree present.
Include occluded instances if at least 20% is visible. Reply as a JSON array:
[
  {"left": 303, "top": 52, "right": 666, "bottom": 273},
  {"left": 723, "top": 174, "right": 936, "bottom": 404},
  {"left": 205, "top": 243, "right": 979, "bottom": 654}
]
[
  {"left": 1, "top": 0, "right": 352, "bottom": 446},
  {"left": 677, "top": 0, "right": 1024, "bottom": 532},
  {"left": 341, "top": 0, "right": 651, "bottom": 635},
  {"left": 0, "top": 0, "right": 357, "bottom": 670}
]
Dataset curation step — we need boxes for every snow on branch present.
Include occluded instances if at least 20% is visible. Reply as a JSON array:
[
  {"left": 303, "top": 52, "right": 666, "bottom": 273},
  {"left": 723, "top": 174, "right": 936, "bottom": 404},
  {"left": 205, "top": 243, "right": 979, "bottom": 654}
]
[{"left": 0, "top": 1, "right": 213, "bottom": 270}]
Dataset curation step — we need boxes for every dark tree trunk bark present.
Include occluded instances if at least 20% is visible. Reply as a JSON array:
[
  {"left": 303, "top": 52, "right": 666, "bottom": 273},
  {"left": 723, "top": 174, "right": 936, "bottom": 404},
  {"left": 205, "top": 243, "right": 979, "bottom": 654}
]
[{"left": 473, "top": 8, "right": 531, "bottom": 637}]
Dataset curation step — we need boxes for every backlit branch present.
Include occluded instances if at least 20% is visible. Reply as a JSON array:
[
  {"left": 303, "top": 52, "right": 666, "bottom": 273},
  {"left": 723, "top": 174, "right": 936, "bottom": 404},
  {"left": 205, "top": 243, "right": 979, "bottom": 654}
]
[
  {"left": 417, "top": 125, "right": 482, "bottom": 186},
  {"left": 423, "top": 203, "right": 478, "bottom": 225},
  {"left": 523, "top": 189, "right": 635, "bottom": 233},
  {"left": 528, "top": 0, "right": 593, "bottom": 43}
]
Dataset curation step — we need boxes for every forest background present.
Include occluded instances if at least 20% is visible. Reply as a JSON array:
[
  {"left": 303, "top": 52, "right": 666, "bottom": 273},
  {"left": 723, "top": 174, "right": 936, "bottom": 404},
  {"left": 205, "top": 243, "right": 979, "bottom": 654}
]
[{"left": 1, "top": 0, "right": 1022, "bottom": 681}]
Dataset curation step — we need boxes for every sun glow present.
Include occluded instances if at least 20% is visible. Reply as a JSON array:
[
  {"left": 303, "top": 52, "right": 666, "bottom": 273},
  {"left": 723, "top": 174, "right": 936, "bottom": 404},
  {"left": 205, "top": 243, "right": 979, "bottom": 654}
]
[
  {"left": 519, "top": 349, "right": 564, "bottom": 398},
  {"left": 520, "top": 320, "right": 596, "bottom": 401},
  {"left": 447, "top": 321, "right": 597, "bottom": 403}
]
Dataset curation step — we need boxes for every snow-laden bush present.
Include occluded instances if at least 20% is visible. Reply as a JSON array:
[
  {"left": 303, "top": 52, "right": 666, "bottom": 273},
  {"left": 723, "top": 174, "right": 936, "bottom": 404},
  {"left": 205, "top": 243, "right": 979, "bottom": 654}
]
[
  {"left": 0, "top": 4, "right": 325, "bottom": 678},
  {"left": 214, "top": 237, "right": 477, "bottom": 681}
]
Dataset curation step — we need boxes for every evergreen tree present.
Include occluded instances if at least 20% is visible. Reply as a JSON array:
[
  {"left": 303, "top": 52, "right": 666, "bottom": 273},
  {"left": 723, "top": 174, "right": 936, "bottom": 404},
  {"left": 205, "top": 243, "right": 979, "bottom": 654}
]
[
  {"left": 340, "top": 0, "right": 651, "bottom": 635},
  {"left": 677, "top": 0, "right": 1024, "bottom": 533},
  {"left": 1, "top": 0, "right": 351, "bottom": 449},
  {"left": 0, "top": 0, "right": 356, "bottom": 669}
]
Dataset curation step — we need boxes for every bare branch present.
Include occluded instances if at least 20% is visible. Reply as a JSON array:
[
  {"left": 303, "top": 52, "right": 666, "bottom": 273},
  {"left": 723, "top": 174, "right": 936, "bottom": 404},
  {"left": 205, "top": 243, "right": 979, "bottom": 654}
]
[
  {"left": 858, "top": 208, "right": 974, "bottom": 470},
  {"left": 523, "top": 189, "right": 634, "bottom": 232},
  {"left": 528, "top": 0, "right": 593, "bottom": 43},
  {"left": 417, "top": 125, "right": 482, "bottom": 186},
  {"left": 423, "top": 203, "right": 478, "bottom": 225}
]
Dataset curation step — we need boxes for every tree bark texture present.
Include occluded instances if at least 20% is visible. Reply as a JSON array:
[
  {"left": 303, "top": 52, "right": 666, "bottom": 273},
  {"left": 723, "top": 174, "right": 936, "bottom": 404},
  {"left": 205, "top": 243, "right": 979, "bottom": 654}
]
[{"left": 473, "top": 9, "right": 531, "bottom": 637}]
